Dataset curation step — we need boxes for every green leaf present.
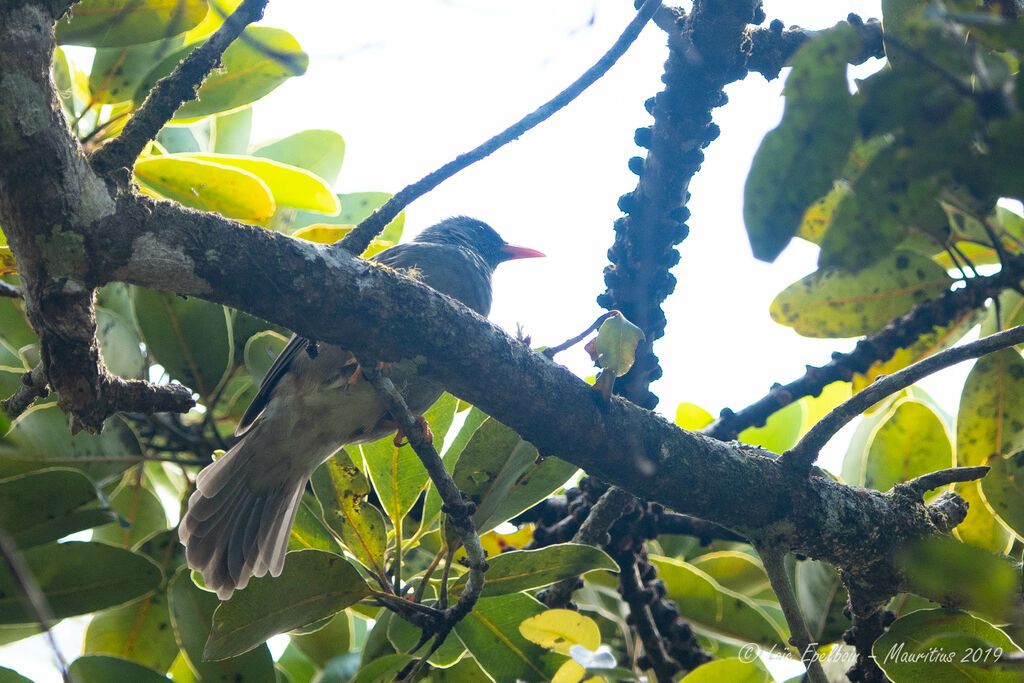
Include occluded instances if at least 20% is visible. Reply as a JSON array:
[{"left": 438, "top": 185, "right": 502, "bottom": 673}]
[
  {"left": 84, "top": 586, "right": 179, "bottom": 673},
  {"left": 253, "top": 130, "right": 346, "bottom": 187},
  {"left": 134, "top": 156, "right": 276, "bottom": 222},
  {"left": 953, "top": 480, "right": 1014, "bottom": 554},
  {"left": 743, "top": 24, "right": 861, "bottom": 261},
  {"left": 452, "top": 417, "right": 577, "bottom": 537},
  {"left": 452, "top": 544, "right": 619, "bottom": 598},
  {"left": 56, "top": 0, "right": 207, "bottom": 47},
  {"left": 361, "top": 392, "right": 458, "bottom": 525},
  {"left": 680, "top": 658, "right": 772, "bottom": 682},
  {"left": 133, "top": 287, "right": 233, "bottom": 401},
  {"left": 650, "top": 555, "right": 789, "bottom": 647},
  {"left": 167, "top": 568, "right": 276, "bottom": 681},
  {"left": 211, "top": 107, "right": 253, "bottom": 155},
  {"left": 288, "top": 492, "right": 343, "bottom": 554},
  {"left": 675, "top": 402, "right": 714, "bottom": 431},
  {"left": 770, "top": 251, "right": 951, "bottom": 338},
  {"left": 794, "top": 559, "right": 850, "bottom": 644},
  {"left": 134, "top": 26, "right": 308, "bottom": 119},
  {"left": 690, "top": 552, "right": 772, "bottom": 598},
  {"left": 453, "top": 593, "right": 566, "bottom": 683},
  {"left": 0, "top": 469, "right": 114, "bottom": 549},
  {"left": 0, "top": 405, "right": 142, "bottom": 484},
  {"left": 350, "top": 653, "right": 414, "bottom": 683},
  {"left": 0, "top": 541, "right": 161, "bottom": 624},
  {"left": 90, "top": 474, "right": 168, "bottom": 547},
  {"left": 957, "top": 348, "right": 1024, "bottom": 466},
  {"left": 898, "top": 537, "right": 1022, "bottom": 622},
  {"left": 0, "top": 298, "right": 36, "bottom": 351},
  {"left": 89, "top": 37, "right": 185, "bottom": 104},
  {"left": 874, "top": 608, "right": 1023, "bottom": 682},
  {"left": 419, "top": 406, "right": 488, "bottom": 536},
  {"left": 862, "top": 400, "right": 953, "bottom": 492},
  {"left": 68, "top": 655, "right": 170, "bottom": 683},
  {"left": 205, "top": 550, "right": 371, "bottom": 660},
  {"left": 738, "top": 401, "right": 803, "bottom": 453},
  {"left": 310, "top": 450, "right": 388, "bottom": 577},
  {"left": 983, "top": 450, "right": 1024, "bottom": 540},
  {"left": 289, "top": 612, "right": 351, "bottom": 668},
  {"left": 593, "top": 311, "right": 644, "bottom": 377},
  {"left": 243, "top": 330, "right": 288, "bottom": 385},
  {"left": 96, "top": 306, "right": 146, "bottom": 379},
  {"left": 0, "top": 665, "right": 32, "bottom": 683},
  {"left": 179, "top": 154, "right": 340, "bottom": 214}
]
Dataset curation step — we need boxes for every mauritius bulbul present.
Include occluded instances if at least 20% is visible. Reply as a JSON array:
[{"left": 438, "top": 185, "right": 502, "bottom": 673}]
[{"left": 178, "top": 216, "right": 543, "bottom": 599}]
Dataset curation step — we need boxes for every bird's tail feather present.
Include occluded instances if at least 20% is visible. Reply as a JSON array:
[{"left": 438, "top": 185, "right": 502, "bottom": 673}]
[{"left": 178, "top": 436, "right": 306, "bottom": 600}]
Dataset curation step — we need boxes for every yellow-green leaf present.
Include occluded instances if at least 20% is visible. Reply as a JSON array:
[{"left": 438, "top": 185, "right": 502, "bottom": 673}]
[
  {"left": 863, "top": 400, "right": 953, "bottom": 492},
  {"left": 519, "top": 609, "right": 601, "bottom": 654},
  {"left": 56, "top": 0, "right": 207, "bottom": 48},
  {"left": 135, "top": 155, "right": 275, "bottom": 222},
  {"left": 135, "top": 26, "right": 308, "bottom": 120},
  {"left": 770, "top": 251, "right": 951, "bottom": 338},
  {"left": 179, "top": 154, "right": 339, "bottom": 214},
  {"left": 594, "top": 311, "right": 644, "bottom": 377},
  {"left": 675, "top": 402, "right": 713, "bottom": 431}
]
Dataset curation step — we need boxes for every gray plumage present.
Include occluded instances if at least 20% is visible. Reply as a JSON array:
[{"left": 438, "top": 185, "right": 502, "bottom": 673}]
[{"left": 178, "top": 217, "right": 540, "bottom": 599}]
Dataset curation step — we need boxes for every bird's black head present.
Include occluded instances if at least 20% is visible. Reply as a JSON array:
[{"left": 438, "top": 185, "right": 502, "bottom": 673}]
[{"left": 416, "top": 216, "right": 543, "bottom": 270}]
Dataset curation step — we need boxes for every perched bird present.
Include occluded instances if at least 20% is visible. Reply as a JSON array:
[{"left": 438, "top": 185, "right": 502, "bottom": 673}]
[{"left": 178, "top": 217, "right": 543, "bottom": 599}]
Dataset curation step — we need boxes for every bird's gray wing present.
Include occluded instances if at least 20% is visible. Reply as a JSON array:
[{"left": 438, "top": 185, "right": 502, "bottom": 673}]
[
  {"left": 234, "top": 247, "right": 405, "bottom": 436},
  {"left": 236, "top": 334, "right": 310, "bottom": 436}
]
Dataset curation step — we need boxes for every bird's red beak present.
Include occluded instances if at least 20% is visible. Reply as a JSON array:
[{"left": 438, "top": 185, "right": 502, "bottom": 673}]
[{"left": 500, "top": 244, "right": 545, "bottom": 261}]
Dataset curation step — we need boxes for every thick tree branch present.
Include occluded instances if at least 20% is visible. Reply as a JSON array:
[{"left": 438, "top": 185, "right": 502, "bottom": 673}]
[
  {"left": 337, "top": 0, "right": 663, "bottom": 255},
  {"left": 746, "top": 15, "right": 884, "bottom": 81},
  {"left": 89, "top": 0, "right": 270, "bottom": 177}
]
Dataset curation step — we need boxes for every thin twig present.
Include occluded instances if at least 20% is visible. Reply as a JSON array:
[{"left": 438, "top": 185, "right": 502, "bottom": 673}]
[
  {"left": 0, "top": 281, "right": 22, "bottom": 298},
  {"left": 784, "top": 325, "right": 1024, "bottom": 470},
  {"left": 336, "top": 0, "right": 663, "bottom": 255},
  {"left": 543, "top": 311, "right": 618, "bottom": 359},
  {"left": 900, "top": 465, "right": 990, "bottom": 498},
  {"left": 0, "top": 528, "right": 69, "bottom": 683},
  {"left": 756, "top": 546, "right": 828, "bottom": 683},
  {"left": 90, "top": 0, "right": 271, "bottom": 176},
  {"left": 542, "top": 486, "right": 634, "bottom": 607},
  {"left": 357, "top": 363, "right": 488, "bottom": 628},
  {"left": 1, "top": 363, "right": 48, "bottom": 419}
]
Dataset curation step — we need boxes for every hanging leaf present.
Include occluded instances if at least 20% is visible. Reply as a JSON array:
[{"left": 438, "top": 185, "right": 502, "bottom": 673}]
[
  {"left": 67, "top": 655, "right": 170, "bottom": 683},
  {"left": 361, "top": 391, "right": 457, "bottom": 526},
  {"left": 743, "top": 24, "right": 861, "bottom": 261},
  {"left": 0, "top": 542, "right": 161, "bottom": 624},
  {"left": 873, "top": 608, "right": 1023, "bottom": 682},
  {"left": 592, "top": 311, "right": 644, "bottom": 377},
  {"left": 89, "top": 37, "right": 185, "bottom": 103},
  {"left": 253, "top": 129, "right": 346, "bottom": 186},
  {"left": 176, "top": 153, "right": 340, "bottom": 214},
  {"left": 205, "top": 550, "right": 371, "bottom": 660},
  {"left": 453, "top": 593, "right": 566, "bottom": 683},
  {"left": 0, "top": 469, "right": 114, "bottom": 549},
  {"left": 211, "top": 107, "right": 253, "bottom": 155},
  {"left": 0, "top": 405, "right": 142, "bottom": 485},
  {"left": 451, "top": 544, "right": 618, "bottom": 599},
  {"left": 134, "top": 26, "right": 308, "bottom": 120},
  {"left": 982, "top": 450, "right": 1024, "bottom": 540},
  {"left": 310, "top": 450, "right": 389, "bottom": 578},
  {"left": 134, "top": 156, "right": 276, "bottom": 222},
  {"left": 133, "top": 287, "right": 233, "bottom": 401},
  {"left": 770, "top": 251, "right": 951, "bottom": 338},
  {"left": 56, "top": 0, "right": 207, "bottom": 48},
  {"left": 862, "top": 400, "right": 953, "bottom": 492},
  {"left": 650, "top": 555, "right": 788, "bottom": 647},
  {"left": 167, "top": 568, "right": 276, "bottom": 680}
]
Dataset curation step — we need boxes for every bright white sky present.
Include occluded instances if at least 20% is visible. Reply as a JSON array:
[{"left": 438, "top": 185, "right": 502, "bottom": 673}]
[
  {"left": 22, "top": 1, "right": 992, "bottom": 680},
  {"left": 252, "top": 0, "right": 896, "bottom": 430}
]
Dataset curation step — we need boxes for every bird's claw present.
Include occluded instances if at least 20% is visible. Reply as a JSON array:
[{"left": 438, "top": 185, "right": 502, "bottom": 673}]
[{"left": 393, "top": 415, "right": 433, "bottom": 447}]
